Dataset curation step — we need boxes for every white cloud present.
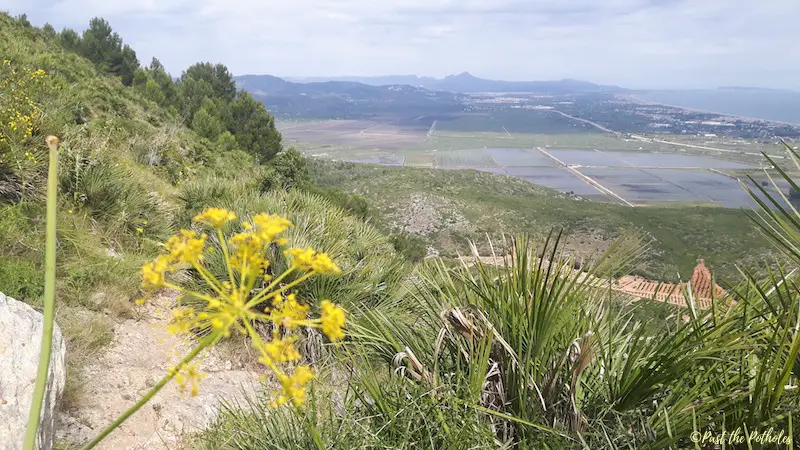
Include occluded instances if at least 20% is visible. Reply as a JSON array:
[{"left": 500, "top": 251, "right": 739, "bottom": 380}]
[{"left": 3, "top": 0, "right": 799, "bottom": 88}]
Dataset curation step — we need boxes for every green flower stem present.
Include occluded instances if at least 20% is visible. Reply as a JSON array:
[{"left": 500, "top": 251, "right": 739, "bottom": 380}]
[
  {"left": 80, "top": 330, "right": 221, "bottom": 450},
  {"left": 23, "top": 137, "right": 59, "bottom": 450}
]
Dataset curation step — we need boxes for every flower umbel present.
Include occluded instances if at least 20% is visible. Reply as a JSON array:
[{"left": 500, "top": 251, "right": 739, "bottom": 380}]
[
  {"left": 137, "top": 208, "right": 345, "bottom": 406},
  {"left": 288, "top": 247, "right": 341, "bottom": 274},
  {"left": 320, "top": 300, "right": 346, "bottom": 341},
  {"left": 193, "top": 208, "right": 236, "bottom": 228},
  {"left": 272, "top": 365, "right": 314, "bottom": 407}
]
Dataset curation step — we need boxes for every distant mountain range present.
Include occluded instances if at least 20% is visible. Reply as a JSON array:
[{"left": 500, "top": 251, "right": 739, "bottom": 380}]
[
  {"left": 233, "top": 74, "right": 466, "bottom": 119},
  {"left": 282, "top": 72, "right": 623, "bottom": 94},
  {"left": 233, "top": 72, "right": 623, "bottom": 118}
]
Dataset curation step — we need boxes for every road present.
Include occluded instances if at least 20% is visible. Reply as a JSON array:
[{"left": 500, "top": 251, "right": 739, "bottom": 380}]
[
  {"left": 630, "top": 135, "right": 783, "bottom": 160},
  {"left": 549, "top": 110, "right": 620, "bottom": 134},
  {"left": 536, "top": 147, "right": 635, "bottom": 207},
  {"left": 427, "top": 120, "right": 438, "bottom": 137}
]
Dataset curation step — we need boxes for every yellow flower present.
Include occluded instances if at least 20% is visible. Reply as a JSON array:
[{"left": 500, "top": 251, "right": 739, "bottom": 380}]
[
  {"left": 287, "top": 247, "right": 315, "bottom": 270},
  {"left": 272, "top": 293, "right": 309, "bottom": 328},
  {"left": 311, "top": 252, "right": 340, "bottom": 275},
  {"left": 252, "top": 213, "right": 292, "bottom": 242},
  {"left": 136, "top": 227, "right": 144, "bottom": 234},
  {"left": 258, "top": 336, "right": 301, "bottom": 365},
  {"left": 168, "top": 306, "right": 196, "bottom": 335},
  {"left": 320, "top": 300, "right": 346, "bottom": 341},
  {"left": 272, "top": 366, "right": 314, "bottom": 407},
  {"left": 165, "top": 229, "right": 206, "bottom": 264},
  {"left": 194, "top": 207, "right": 236, "bottom": 228},
  {"left": 175, "top": 362, "right": 205, "bottom": 397},
  {"left": 136, "top": 208, "right": 344, "bottom": 411},
  {"left": 288, "top": 248, "right": 340, "bottom": 274},
  {"left": 229, "top": 230, "right": 268, "bottom": 277},
  {"left": 141, "top": 255, "right": 170, "bottom": 289}
]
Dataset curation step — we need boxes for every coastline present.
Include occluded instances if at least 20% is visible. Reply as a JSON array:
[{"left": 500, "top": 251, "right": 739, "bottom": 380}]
[{"left": 624, "top": 94, "right": 800, "bottom": 127}]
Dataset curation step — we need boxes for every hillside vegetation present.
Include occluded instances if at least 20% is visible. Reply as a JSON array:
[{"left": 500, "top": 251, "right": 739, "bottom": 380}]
[
  {"left": 3, "top": 12, "right": 799, "bottom": 450},
  {"left": 310, "top": 160, "right": 772, "bottom": 282},
  {"left": 0, "top": 12, "right": 342, "bottom": 412}
]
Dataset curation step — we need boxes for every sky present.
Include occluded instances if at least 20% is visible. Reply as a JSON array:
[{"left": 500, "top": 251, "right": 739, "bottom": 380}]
[{"left": 3, "top": 0, "right": 800, "bottom": 90}]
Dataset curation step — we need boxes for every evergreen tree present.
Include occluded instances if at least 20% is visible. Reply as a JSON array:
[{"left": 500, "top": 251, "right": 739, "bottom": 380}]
[
  {"left": 229, "top": 91, "right": 282, "bottom": 162},
  {"left": 79, "top": 18, "right": 139, "bottom": 86},
  {"left": 181, "top": 62, "right": 236, "bottom": 102},
  {"left": 147, "top": 58, "right": 178, "bottom": 106},
  {"left": 42, "top": 23, "right": 56, "bottom": 37},
  {"left": 192, "top": 98, "right": 224, "bottom": 140},
  {"left": 132, "top": 67, "right": 148, "bottom": 88},
  {"left": 143, "top": 79, "right": 167, "bottom": 105},
  {"left": 117, "top": 44, "right": 139, "bottom": 86},
  {"left": 178, "top": 77, "right": 214, "bottom": 122},
  {"left": 59, "top": 28, "right": 81, "bottom": 52}
]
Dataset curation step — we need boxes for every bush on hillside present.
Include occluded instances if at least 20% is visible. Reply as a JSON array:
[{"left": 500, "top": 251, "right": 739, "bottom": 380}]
[{"left": 390, "top": 231, "right": 428, "bottom": 262}]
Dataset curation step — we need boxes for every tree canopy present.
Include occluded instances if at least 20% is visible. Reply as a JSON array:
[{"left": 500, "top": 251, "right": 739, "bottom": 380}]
[{"left": 52, "top": 17, "right": 283, "bottom": 163}]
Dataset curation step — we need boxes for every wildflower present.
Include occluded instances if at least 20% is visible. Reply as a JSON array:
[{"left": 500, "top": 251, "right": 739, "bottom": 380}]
[
  {"left": 252, "top": 213, "right": 292, "bottom": 241},
  {"left": 168, "top": 306, "right": 196, "bottom": 335},
  {"left": 174, "top": 363, "right": 205, "bottom": 397},
  {"left": 272, "top": 293, "right": 309, "bottom": 328},
  {"left": 272, "top": 366, "right": 314, "bottom": 407},
  {"left": 229, "top": 230, "right": 268, "bottom": 276},
  {"left": 165, "top": 230, "right": 206, "bottom": 264},
  {"left": 136, "top": 227, "right": 144, "bottom": 234},
  {"left": 320, "top": 300, "right": 346, "bottom": 341},
  {"left": 141, "top": 255, "right": 170, "bottom": 289},
  {"left": 194, "top": 208, "right": 236, "bottom": 228},
  {"left": 137, "top": 209, "right": 346, "bottom": 410},
  {"left": 311, "top": 252, "right": 340, "bottom": 274},
  {"left": 288, "top": 248, "right": 340, "bottom": 274},
  {"left": 258, "top": 336, "right": 301, "bottom": 365}
]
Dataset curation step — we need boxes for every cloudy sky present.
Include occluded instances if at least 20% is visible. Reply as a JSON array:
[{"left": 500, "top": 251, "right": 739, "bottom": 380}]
[{"left": 3, "top": 0, "right": 799, "bottom": 89}]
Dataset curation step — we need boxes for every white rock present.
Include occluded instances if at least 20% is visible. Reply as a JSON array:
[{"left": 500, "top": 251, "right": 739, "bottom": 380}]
[{"left": 0, "top": 292, "right": 66, "bottom": 450}]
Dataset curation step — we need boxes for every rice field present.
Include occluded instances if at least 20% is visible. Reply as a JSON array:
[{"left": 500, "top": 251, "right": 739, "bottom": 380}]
[
  {"left": 282, "top": 118, "right": 789, "bottom": 208},
  {"left": 434, "top": 149, "right": 497, "bottom": 167}
]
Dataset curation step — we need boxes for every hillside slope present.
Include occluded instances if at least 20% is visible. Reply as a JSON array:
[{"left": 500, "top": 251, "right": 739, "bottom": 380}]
[
  {"left": 0, "top": 14, "right": 406, "bottom": 442},
  {"left": 310, "top": 160, "right": 772, "bottom": 281}
]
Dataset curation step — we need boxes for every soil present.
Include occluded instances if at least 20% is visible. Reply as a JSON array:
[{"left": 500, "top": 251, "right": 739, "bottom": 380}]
[{"left": 55, "top": 293, "right": 265, "bottom": 449}]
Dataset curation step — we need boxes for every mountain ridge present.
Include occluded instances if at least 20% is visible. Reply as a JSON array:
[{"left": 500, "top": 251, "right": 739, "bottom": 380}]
[{"left": 252, "top": 72, "right": 623, "bottom": 94}]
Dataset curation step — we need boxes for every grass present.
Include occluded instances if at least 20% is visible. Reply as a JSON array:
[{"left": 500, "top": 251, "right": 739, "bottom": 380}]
[
  {"left": 196, "top": 230, "right": 799, "bottom": 448},
  {"left": 310, "top": 160, "right": 774, "bottom": 281},
  {"left": 434, "top": 148, "right": 497, "bottom": 167}
]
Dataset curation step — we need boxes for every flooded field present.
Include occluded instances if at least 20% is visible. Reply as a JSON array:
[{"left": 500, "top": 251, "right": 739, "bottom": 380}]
[
  {"left": 413, "top": 147, "right": 767, "bottom": 206},
  {"left": 293, "top": 128, "right": 777, "bottom": 208}
]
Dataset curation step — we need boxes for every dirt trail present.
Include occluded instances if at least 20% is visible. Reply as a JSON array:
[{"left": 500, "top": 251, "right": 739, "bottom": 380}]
[{"left": 56, "top": 294, "right": 263, "bottom": 449}]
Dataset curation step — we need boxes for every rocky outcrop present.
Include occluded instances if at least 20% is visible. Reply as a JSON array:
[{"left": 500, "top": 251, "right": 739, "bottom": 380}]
[{"left": 0, "top": 292, "right": 66, "bottom": 450}]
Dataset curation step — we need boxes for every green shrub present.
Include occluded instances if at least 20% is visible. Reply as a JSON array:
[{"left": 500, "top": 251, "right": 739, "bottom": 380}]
[
  {"left": 0, "top": 258, "right": 43, "bottom": 301},
  {"left": 390, "top": 231, "right": 428, "bottom": 263}
]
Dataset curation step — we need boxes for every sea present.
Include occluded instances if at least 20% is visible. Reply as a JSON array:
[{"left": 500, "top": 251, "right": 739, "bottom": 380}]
[{"left": 634, "top": 88, "right": 800, "bottom": 125}]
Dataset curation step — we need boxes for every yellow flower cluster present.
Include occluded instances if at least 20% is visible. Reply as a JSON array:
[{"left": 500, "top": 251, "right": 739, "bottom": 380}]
[
  {"left": 321, "top": 300, "right": 347, "bottom": 341},
  {"left": 0, "top": 61, "right": 46, "bottom": 147},
  {"left": 193, "top": 207, "right": 236, "bottom": 228},
  {"left": 272, "top": 366, "right": 314, "bottom": 407},
  {"left": 174, "top": 362, "right": 205, "bottom": 397},
  {"left": 139, "top": 208, "right": 346, "bottom": 407},
  {"left": 287, "top": 247, "right": 341, "bottom": 274}
]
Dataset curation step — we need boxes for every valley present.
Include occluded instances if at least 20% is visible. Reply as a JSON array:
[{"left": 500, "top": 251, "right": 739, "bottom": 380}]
[{"left": 2, "top": 10, "right": 799, "bottom": 450}]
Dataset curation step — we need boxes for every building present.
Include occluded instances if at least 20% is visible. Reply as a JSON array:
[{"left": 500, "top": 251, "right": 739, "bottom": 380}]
[{"left": 616, "top": 259, "right": 725, "bottom": 309}]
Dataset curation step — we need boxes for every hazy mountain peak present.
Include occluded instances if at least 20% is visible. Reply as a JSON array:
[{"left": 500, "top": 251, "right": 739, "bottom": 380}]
[{"left": 447, "top": 71, "right": 477, "bottom": 80}]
